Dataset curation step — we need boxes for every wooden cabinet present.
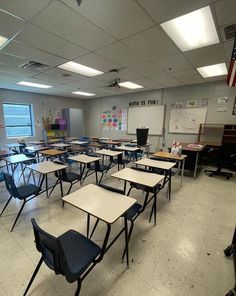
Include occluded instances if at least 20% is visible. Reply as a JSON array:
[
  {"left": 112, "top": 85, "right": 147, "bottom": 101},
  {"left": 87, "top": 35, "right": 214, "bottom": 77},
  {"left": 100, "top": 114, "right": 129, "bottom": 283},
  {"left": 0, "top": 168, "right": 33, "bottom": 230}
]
[{"left": 198, "top": 124, "right": 236, "bottom": 146}]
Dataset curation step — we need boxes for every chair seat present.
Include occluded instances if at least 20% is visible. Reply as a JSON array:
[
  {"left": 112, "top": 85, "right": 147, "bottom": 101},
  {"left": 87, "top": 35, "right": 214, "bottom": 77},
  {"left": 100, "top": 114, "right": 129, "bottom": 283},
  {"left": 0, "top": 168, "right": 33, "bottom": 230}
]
[
  {"left": 66, "top": 172, "right": 80, "bottom": 182},
  {"left": 125, "top": 203, "right": 142, "bottom": 220},
  {"left": 0, "top": 172, "right": 4, "bottom": 182},
  {"left": 90, "top": 164, "right": 108, "bottom": 172},
  {"left": 130, "top": 182, "right": 161, "bottom": 193},
  {"left": 17, "top": 184, "right": 39, "bottom": 199},
  {"left": 58, "top": 230, "right": 101, "bottom": 283}
]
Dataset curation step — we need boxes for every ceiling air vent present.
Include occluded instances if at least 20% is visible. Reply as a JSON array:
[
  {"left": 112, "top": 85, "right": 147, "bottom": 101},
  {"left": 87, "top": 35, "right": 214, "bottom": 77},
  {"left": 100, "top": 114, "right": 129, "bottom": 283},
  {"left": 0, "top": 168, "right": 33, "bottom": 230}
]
[
  {"left": 224, "top": 24, "right": 236, "bottom": 40},
  {"left": 19, "top": 61, "right": 48, "bottom": 70}
]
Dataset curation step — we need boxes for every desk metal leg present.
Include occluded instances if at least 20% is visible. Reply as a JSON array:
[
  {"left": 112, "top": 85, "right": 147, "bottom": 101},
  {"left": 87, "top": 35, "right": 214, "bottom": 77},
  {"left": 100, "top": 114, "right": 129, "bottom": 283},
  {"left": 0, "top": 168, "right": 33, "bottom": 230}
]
[
  {"left": 21, "top": 163, "right": 26, "bottom": 184},
  {"left": 124, "top": 213, "right": 129, "bottom": 267},
  {"left": 168, "top": 169, "right": 171, "bottom": 202},
  {"left": 45, "top": 174, "right": 48, "bottom": 197},
  {"left": 193, "top": 152, "right": 199, "bottom": 180},
  {"left": 87, "top": 213, "right": 90, "bottom": 238},
  {"left": 181, "top": 159, "right": 185, "bottom": 187}
]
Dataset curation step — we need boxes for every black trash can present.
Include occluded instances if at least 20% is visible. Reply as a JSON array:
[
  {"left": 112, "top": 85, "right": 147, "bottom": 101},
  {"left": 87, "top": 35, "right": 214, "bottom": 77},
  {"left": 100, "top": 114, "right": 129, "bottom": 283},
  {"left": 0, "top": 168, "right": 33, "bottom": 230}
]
[{"left": 136, "top": 128, "right": 149, "bottom": 146}]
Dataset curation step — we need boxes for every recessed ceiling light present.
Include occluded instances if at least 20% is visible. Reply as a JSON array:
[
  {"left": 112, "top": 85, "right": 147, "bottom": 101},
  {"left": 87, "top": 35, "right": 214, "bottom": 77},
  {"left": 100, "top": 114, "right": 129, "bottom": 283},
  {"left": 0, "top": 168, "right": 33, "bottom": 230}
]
[
  {"left": 58, "top": 61, "right": 104, "bottom": 77},
  {"left": 17, "top": 81, "right": 52, "bottom": 89},
  {"left": 119, "top": 81, "right": 144, "bottom": 89},
  {"left": 0, "top": 35, "right": 8, "bottom": 49},
  {"left": 72, "top": 91, "right": 95, "bottom": 96},
  {"left": 160, "top": 6, "right": 219, "bottom": 51},
  {"left": 197, "top": 63, "right": 228, "bottom": 78}
]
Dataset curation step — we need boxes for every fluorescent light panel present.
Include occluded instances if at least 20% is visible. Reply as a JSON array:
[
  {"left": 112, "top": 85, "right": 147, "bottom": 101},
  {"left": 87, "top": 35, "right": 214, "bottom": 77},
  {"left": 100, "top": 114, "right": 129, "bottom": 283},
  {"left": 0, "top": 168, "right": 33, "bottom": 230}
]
[
  {"left": 0, "top": 35, "right": 8, "bottom": 49},
  {"left": 72, "top": 91, "right": 95, "bottom": 96},
  {"left": 58, "top": 61, "right": 104, "bottom": 77},
  {"left": 119, "top": 81, "right": 143, "bottom": 89},
  {"left": 17, "top": 81, "right": 52, "bottom": 89},
  {"left": 161, "top": 6, "right": 219, "bottom": 51},
  {"left": 197, "top": 63, "right": 228, "bottom": 78}
]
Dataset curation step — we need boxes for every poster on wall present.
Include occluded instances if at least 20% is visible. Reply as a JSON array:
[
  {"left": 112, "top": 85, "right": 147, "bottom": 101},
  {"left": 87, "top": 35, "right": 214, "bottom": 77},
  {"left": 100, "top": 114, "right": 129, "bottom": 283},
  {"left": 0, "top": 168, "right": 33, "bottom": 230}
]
[
  {"left": 216, "top": 96, "right": 228, "bottom": 112},
  {"left": 101, "top": 109, "right": 127, "bottom": 130}
]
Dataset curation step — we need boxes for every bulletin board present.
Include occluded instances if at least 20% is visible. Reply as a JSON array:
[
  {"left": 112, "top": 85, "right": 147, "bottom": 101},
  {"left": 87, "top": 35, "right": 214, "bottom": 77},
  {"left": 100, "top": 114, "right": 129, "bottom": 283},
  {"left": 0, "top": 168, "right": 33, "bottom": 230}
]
[
  {"left": 101, "top": 109, "right": 126, "bottom": 130},
  {"left": 169, "top": 107, "right": 207, "bottom": 134}
]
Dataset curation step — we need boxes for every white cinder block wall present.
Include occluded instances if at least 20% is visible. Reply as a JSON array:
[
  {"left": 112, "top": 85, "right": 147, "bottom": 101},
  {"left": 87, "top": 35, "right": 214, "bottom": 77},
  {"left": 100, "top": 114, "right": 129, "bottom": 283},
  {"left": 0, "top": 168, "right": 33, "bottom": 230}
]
[
  {"left": 84, "top": 81, "right": 236, "bottom": 152},
  {"left": 0, "top": 88, "right": 84, "bottom": 147}
]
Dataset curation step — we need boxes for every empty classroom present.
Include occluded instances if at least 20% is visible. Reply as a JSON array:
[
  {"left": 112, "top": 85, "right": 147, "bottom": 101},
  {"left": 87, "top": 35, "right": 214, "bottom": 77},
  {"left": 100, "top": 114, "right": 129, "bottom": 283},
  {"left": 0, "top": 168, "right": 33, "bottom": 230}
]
[{"left": 0, "top": 1, "right": 236, "bottom": 296}]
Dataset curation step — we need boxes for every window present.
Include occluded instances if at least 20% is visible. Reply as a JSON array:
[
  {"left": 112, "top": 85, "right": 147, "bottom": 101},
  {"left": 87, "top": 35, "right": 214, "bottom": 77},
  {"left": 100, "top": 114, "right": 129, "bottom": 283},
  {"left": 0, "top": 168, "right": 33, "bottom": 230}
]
[{"left": 3, "top": 103, "right": 34, "bottom": 138}]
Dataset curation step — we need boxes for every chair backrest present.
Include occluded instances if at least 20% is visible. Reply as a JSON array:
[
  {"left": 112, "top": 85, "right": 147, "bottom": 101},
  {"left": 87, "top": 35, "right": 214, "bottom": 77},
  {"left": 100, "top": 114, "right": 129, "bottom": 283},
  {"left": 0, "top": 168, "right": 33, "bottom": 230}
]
[
  {"left": 0, "top": 172, "right": 4, "bottom": 182},
  {"left": 3, "top": 173, "right": 20, "bottom": 198},
  {"left": 31, "top": 218, "right": 64, "bottom": 275}
]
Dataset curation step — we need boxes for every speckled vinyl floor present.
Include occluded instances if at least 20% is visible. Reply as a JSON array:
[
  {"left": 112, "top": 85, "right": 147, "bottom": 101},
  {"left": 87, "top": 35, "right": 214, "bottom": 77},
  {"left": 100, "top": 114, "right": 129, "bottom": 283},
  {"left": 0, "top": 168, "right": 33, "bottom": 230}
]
[{"left": 0, "top": 162, "right": 235, "bottom": 296}]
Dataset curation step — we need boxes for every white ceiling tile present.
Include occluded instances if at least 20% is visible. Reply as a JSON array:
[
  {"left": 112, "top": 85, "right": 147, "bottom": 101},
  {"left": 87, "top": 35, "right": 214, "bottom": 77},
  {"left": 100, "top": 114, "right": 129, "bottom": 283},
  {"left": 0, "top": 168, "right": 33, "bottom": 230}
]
[
  {"left": 150, "top": 72, "right": 182, "bottom": 87},
  {"left": 0, "top": 52, "right": 27, "bottom": 67},
  {"left": 153, "top": 53, "right": 193, "bottom": 72},
  {"left": 3, "top": 40, "right": 67, "bottom": 67},
  {"left": 137, "top": 0, "right": 215, "bottom": 24},
  {"left": 73, "top": 53, "right": 122, "bottom": 73},
  {"left": 43, "top": 67, "right": 85, "bottom": 81},
  {"left": 183, "top": 44, "right": 226, "bottom": 67},
  {"left": 179, "top": 75, "right": 205, "bottom": 83},
  {"left": 96, "top": 42, "right": 147, "bottom": 66},
  {"left": 0, "top": 63, "right": 39, "bottom": 77},
  {"left": 123, "top": 26, "right": 179, "bottom": 60},
  {"left": 130, "top": 62, "right": 166, "bottom": 77},
  {"left": 32, "top": 1, "right": 115, "bottom": 50},
  {"left": 223, "top": 40, "right": 234, "bottom": 62},
  {"left": 0, "top": 9, "right": 25, "bottom": 38},
  {"left": 62, "top": 0, "right": 154, "bottom": 39},
  {"left": 171, "top": 68, "right": 199, "bottom": 79},
  {"left": 15, "top": 24, "right": 88, "bottom": 60},
  {"left": 215, "top": 0, "right": 236, "bottom": 26},
  {"left": 0, "top": 0, "right": 51, "bottom": 21},
  {"left": 78, "top": 78, "right": 107, "bottom": 88}
]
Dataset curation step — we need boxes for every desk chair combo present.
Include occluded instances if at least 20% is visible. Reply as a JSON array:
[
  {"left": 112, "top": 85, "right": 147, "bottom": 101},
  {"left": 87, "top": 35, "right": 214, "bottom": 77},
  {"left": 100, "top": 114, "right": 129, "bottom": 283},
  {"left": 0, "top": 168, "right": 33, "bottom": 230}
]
[
  {"left": 204, "top": 143, "right": 236, "bottom": 179},
  {"left": 0, "top": 173, "right": 41, "bottom": 231}
]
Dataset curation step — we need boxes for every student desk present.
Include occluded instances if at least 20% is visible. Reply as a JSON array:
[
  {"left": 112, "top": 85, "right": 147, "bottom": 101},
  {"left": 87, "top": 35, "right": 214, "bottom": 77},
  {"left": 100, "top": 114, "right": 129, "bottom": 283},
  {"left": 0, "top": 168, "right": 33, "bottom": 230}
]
[
  {"left": 180, "top": 143, "right": 205, "bottom": 179},
  {"left": 116, "top": 145, "right": 140, "bottom": 162},
  {"left": 27, "top": 161, "right": 67, "bottom": 197},
  {"left": 68, "top": 145, "right": 87, "bottom": 153},
  {"left": 100, "top": 140, "right": 121, "bottom": 149},
  {"left": 69, "top": 140, "right": 89, "bottom": 145},
  {"left": 135, "top": 158, "right": 176, "bottom": 201},
  {"left": 152, "top": 152, "right": 187, "bottom": 187},
  {"left": 40, "top": 149, "right": 66, "bottom": 160},
  {"left": 0, "top": 149, "right": 15, "bottom": 158},
  {"left": 2, "top": 154, "right": 35, "bottom": 183},
  {"left": 4, "top": 143, "right": 24, "bottom": 153},
  {"left": 68, "top": 154, "right": 101, "bottom": 184},
  {"left": 112, "top": 168, "right": 164, "bottom": 225},
  {"left": 25, "top": 146, "right": 48, "bottom": 160},
  {"left": 96, "top": 149, "right": 123, "bottom": 170},
  {"left": 49, "top": 143, "right": 71, "bottom": 149},
  {"left": 62, "top": 184, "right": 136, "bottom": 267},
  {"left": 28, "top": 140, "right": 45, "bottom": 145}
]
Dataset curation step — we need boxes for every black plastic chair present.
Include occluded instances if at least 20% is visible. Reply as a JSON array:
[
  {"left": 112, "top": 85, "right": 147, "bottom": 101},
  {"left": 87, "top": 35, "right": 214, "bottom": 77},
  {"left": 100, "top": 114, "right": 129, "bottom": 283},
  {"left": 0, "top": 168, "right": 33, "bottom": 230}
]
[
  {"left": 204, "top": 143, "right": 236, "bottom": 179},
  {"left": 49, "top": 163, "right": 81, "bottom": 197},
  {"left": 88, "top": 161, "right": 109, "bottom": 184},
  {"left": 0, "top": 173, "right": 40, "bottom": 231},
  {"left": 24, "top": 218, "right": 102, "bottom": 296}
]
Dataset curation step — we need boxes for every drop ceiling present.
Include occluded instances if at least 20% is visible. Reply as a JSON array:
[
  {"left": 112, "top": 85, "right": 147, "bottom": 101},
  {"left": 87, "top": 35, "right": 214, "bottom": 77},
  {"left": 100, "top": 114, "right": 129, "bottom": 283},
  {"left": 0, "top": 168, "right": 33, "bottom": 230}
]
[{"left": 0, "top": 0, "right": 234, "bottom": 99}]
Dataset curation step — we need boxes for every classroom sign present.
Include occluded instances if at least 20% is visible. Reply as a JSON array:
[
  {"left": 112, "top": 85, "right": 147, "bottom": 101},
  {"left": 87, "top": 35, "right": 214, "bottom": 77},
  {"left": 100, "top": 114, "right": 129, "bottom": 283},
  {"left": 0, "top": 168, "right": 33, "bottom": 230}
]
[{"left": 101, "top": 109, "right": 126, "bottom": 130}]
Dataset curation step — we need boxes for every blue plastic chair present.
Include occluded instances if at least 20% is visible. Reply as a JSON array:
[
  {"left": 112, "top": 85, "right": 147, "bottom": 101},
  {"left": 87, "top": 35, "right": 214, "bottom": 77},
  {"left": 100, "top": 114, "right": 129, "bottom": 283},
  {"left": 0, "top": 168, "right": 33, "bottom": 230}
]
[
  {"left": 0, "top": 173, "right": 40, "bottom": 231},
  {"left": 24, "top": 218, "right": 102, "bottom": 296}
]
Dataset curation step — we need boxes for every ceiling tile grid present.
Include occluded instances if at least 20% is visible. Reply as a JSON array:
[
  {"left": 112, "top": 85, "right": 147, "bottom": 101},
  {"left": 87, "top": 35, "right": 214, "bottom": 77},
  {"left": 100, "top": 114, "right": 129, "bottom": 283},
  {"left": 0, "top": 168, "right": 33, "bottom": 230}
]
[{"left": 0, "top": 0, "right": 234, "bottom": 98}]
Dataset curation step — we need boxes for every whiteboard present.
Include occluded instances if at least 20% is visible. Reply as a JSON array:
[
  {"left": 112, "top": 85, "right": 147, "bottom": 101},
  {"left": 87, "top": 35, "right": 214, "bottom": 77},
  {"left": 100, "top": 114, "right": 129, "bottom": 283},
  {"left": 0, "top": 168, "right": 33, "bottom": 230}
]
[
  {"left": 169, "top": 107, "right": 207, "bottom": 134},
  {"left": 127, "top": 105, "right": 165, "bottom": 135}
]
